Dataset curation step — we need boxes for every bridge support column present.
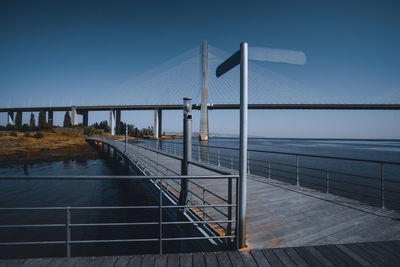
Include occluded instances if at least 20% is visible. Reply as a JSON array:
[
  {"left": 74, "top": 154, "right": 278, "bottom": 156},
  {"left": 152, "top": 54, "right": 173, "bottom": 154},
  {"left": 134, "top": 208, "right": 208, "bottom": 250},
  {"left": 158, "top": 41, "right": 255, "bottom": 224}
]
[
  {"left": 48, "top": 111, "right": 53, "bottom": 126},
  {"left": 109, "top": 109, "right": 116, "bottom": 136},
  {"left": 153, "top": 109, "right": 162, "bottom": 139},
  {"left": 7, "top": 111, "right": 14, "bottom": 126},
  {"left": 115, "top": 110, "right": 121, "bottom": 135},
  {"left": 71, "top": 106, "right": 77, "bottom": 126},
  {"left": 82, "top": 110, "right": 88, "bottom": 127}
]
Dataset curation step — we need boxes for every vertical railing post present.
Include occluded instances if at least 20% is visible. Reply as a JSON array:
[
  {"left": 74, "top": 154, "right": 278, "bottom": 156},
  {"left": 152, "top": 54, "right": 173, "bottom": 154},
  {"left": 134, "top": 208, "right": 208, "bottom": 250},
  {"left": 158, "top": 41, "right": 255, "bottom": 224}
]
[
  {"left": 247, "top": 151, "right": 250, "bottom": 174},
  {"left": 227, "top": 177, "right": 233, "bottom": 247},
  {"left": 268, "top": 162, "right": 271, "bottom": 180},
  {"left": 66, "top": 207, "right": 71, "bottom": 257},
  {"left": 218, "top": 149, "right": 221, "bottom": 167},
  {"left": 326, "top": 170, "right": 330, "bottom": 194},
  {"left": 159, "top": 179, "right": 163, "bottom": 255},
  {"left": 381, "top": 163, "right": 385, "bottom": 209},
  {"left": 125, "top": 127, "right": 128, "bottom": 153},
  {"left": 202, "top": 188, "right": 206, "bottom": 225},
  {"left": 296, "top": 155, "right": 300, "bottom": 186}
]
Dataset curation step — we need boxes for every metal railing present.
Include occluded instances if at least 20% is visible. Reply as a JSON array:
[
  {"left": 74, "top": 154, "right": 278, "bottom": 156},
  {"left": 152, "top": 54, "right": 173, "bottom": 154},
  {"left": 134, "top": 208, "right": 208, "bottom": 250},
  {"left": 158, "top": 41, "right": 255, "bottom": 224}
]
[
  {"left": 137, "top": 140, "right": 400, "bottom": 210},
  {"left": 0, "top": 175, "right": 238, "bottom": 257}
]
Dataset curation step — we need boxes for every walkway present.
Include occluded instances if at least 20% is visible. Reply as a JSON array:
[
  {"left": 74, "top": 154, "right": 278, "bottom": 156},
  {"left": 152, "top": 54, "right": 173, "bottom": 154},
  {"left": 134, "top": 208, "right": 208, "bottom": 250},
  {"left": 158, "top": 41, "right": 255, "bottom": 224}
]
[
  {"left": 1, "top": 240, "right": 400, "bottom": 266},
  {"left": 89, "top": 138, "right": 400, "bottom": 250}
]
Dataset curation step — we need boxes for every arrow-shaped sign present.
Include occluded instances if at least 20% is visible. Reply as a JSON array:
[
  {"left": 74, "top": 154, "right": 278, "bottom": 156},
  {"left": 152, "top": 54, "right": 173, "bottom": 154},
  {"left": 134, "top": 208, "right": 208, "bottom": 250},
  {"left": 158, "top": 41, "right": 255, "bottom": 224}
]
[{"left": 216, "top": 46, "right": 306, "bottom": 77}]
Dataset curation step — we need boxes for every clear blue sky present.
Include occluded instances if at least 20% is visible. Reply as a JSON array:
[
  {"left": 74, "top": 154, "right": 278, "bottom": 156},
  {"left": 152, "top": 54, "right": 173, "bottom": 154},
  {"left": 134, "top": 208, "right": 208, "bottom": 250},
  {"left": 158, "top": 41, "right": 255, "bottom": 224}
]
[{"left": 1, "top": 0, "right": 399, "bottom": 138}]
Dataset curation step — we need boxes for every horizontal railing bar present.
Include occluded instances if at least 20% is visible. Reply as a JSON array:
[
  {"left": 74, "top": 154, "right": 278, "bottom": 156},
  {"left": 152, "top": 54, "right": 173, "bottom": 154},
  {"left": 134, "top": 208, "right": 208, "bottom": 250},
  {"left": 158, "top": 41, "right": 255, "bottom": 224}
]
[
  {"left": 157, "top": 140, "right": 400, "bottom": 165},
  {"left": 69, "top": 238, "right": 159, "bottom": 244},
  {"left": 70, "top": 222, "right": 159, "bottom": 227},
  {"left": 161, "top": 235, "right": 235, "bottom": 241},
  {"left": 0, "top": 241, "right": 65, "bottom": 246},
  {"left": 0, "top": 175, "right": 238, "bottom": 180},
  {"left": 161, "top": 220, "right": 234, "bottom": 225},
  {"left": 0, "top": 224, "right": 65, "bottom": 228}
]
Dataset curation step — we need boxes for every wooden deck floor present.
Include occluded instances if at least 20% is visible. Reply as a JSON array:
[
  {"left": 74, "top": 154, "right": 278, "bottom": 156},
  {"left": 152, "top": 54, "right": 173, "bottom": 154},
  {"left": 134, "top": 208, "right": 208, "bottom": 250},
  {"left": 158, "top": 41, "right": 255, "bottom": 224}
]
[
  {"left": 96, "top": 139, "right": 400, "bottom": 250},
  {"left": 2, "top": 240, "right": 400, "bottom": 266}
]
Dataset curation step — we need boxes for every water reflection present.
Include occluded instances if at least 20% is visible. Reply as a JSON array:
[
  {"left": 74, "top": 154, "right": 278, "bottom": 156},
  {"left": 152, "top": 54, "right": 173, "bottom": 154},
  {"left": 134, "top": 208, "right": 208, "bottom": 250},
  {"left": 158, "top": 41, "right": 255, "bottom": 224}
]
[{"left": 199, "top": 140, "right": 209, "bottom": 163}]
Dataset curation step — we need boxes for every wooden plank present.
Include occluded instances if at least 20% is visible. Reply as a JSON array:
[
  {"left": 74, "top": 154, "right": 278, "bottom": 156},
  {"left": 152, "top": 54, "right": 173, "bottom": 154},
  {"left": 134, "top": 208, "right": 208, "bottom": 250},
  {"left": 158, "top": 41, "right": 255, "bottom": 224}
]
[
  {"left": 249, "top": 250, "right": 271, "bottom": 267},
  {"left": 344, "top": 243, "right": 382, "bottom": 266},
  {"left": 73, "top": 257, "right": 95, "bottom": 266},
  {"left": 361, "top": 242, "right": 400, "bottom": 264},
  {"left": 204, "top": 252, "right": 218, "bottom": 267},
  {"left": 227, "top": 251, "right": 245, "bottom": 267},
  {"left": 127, "top": 255, "right": 143, "bottom": 267},
  {"left": 215, "top": 252, "right": 232, "bottom": 267},
  {"left": 142, "top": 255, "right": 156, "bottom": 267},
  {"left": 261, "top": 249, "right": 284, "bottom": 267},
  {"left": 271, "top": 249, "right": 296, "bottom": 267},
  {"left": 20, "top": 258, "right": 52, "bottom": 267},
  {"left": 293, "top": 247, "right": 323, "bottom": 267},
  {"left": 0, "top": 259, "right": 27, "bottom": 267},
  {"left": 314, "top": 245, "right": 348, "bottom": 266},
  {"left": 238, "top": 251, "right": 258, "bottom": 267},
  {"left": 153, "top": 255, "right": 168, "bottom": 267},
  {"left": 281, "top": 248, "right": 309, "bottom": 267},
  {"left": 192, "top": 253, "right": 205, "bottom": 267},
  {"left": 114, "top": 256, "right": 132, "bottom": 267},
  {"left": 323, "top": 245, "right": 362, "bottom": 267},
  {"left": 166, "top": 254, "right": 179, "bottom": 267},
  {"left": 179, "top": 254, "right": 192, "bottom": 267},
  {"left": 335, "top": 244, "right": 374, "bottom": 267},
  {"left": 99, "top": 256, "right": 118, "bottom": 267}
]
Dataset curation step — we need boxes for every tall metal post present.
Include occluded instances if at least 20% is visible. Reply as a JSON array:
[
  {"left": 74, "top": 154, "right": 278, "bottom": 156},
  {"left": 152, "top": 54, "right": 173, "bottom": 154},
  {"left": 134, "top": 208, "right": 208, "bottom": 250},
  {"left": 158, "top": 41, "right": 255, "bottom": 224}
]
[
  {"left": 179, "top": 98, "right": 192, "bottom": 207},
  {"left": 238, "top": 42, "right": 248, "bottom": 249}
]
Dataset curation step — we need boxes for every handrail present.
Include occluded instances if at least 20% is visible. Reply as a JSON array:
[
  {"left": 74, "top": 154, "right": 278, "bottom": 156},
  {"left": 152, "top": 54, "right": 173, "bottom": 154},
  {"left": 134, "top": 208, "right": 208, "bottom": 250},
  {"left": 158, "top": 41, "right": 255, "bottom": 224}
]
[
  {"left": 154, "top": 140, "right": 400, "bottom": 165},
  {"left": 0, "top": 174, "right": 239, "bottom": 257}
]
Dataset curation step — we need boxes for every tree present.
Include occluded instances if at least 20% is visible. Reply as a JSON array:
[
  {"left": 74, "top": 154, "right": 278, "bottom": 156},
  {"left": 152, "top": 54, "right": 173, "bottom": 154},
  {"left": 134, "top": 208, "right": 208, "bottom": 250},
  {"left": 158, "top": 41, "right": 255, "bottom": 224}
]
[
  {"left": 15, "top": 112, "right": 22, "bottom": 129},
  {"left": 29, "top": 113, "right": 35, "bottom": 127},
  {"left": 63, "top": 111, "right": 72, "bottom": 127},
  {"left": 38, "top": 110, "right": 46, "bottom": 129}
]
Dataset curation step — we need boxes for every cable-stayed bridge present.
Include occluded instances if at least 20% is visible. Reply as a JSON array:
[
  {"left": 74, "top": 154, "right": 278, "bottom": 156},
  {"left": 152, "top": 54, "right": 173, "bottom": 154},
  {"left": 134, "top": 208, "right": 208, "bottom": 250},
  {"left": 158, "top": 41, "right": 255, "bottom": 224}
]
[{"left": 1, "top": 41, "right": 400, "bottom": 138}]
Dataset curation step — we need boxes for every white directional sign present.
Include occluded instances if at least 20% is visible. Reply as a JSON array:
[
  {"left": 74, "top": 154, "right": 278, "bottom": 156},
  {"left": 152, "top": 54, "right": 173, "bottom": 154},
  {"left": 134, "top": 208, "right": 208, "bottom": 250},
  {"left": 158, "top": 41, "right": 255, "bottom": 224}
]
[{"left": 216, "top": 46, "right": 306, "bottom": 77}]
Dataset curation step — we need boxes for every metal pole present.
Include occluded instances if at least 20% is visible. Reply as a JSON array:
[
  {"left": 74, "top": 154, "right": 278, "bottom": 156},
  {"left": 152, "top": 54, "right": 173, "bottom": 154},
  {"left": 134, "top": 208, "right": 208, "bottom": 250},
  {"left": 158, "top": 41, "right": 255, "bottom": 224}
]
[
  {"left": 66, "top": 207, "right": 71, "bottom": 257},
  {"left": 381, "top": 163, "right": 385, "bottom": 209},
  {"left": 326, "top": 170, "right": 330, "bottom": 194},
  {"left": 238, "top": 42, "right": 248, "bottom": 249},
  {"left": 296, "top": 155, "right": 300, "bottom": 186},
  {"left": 179, "top": 98, "right": 192, "bottom": 207},
  {"left": 125, "top": 127, "right": 128, "bottom": 153},
  {"left": 159, "top": 179, "right": 163, "bottom": 255}
]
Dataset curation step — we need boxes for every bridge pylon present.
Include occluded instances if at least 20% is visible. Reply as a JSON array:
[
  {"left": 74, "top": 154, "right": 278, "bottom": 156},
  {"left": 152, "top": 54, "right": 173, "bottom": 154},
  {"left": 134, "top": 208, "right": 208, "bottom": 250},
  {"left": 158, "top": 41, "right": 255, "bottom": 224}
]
[{"left": 199, "top": 40, "right": 209, "bottom": 141}]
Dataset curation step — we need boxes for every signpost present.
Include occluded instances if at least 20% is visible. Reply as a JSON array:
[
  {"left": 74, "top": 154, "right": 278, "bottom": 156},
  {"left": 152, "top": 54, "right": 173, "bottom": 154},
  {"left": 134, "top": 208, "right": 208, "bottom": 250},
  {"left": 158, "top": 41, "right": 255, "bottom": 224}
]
[{"left": 217, "top": 43, "right": 306, "bottom": 248}]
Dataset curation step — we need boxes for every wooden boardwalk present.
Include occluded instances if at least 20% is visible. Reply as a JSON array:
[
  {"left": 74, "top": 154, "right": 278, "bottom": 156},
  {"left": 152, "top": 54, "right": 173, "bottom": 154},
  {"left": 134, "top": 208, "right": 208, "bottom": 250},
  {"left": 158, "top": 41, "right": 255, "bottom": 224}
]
[
  {"left": 92, "top": 139, "right": 400, "bottom": 250},
  {"left": 2, "top": 240, "right": 400, "bottom": 266}
]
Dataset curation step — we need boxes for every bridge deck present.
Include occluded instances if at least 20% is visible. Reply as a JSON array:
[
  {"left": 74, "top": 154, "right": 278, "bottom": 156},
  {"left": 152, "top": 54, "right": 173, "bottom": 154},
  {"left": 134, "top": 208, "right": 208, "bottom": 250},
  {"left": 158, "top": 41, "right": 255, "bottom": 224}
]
[
  {"left": 92, "top": 139, "right": 400, "bottom": 250},
  {"left": 1, "top": 240, "right": 400, "bottom": 266}
]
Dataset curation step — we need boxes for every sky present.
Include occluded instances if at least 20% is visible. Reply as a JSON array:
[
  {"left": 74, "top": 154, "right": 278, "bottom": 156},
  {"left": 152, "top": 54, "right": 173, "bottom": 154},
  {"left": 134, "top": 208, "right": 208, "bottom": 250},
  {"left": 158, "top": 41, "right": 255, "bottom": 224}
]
[{"left": 1, "top": 0, "right": 400, "bottom": 138}]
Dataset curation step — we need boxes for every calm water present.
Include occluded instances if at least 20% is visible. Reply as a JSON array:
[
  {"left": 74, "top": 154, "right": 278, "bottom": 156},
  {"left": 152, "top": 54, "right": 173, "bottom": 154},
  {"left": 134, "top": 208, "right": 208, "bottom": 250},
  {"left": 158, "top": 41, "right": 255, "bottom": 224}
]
[
  {"left": 0, "top": 150, "right": 216, "bottom": 258},
  {"left": 141, "top": 138, "right": 400, "bottom": 210}
]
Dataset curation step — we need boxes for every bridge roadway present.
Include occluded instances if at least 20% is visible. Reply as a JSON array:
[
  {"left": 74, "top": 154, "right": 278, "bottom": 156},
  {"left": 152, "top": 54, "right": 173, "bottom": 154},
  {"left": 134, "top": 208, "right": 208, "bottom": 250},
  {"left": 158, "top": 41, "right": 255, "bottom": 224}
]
[{"left": 89, "top": 138, "right": 400, "bottom": 250}]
